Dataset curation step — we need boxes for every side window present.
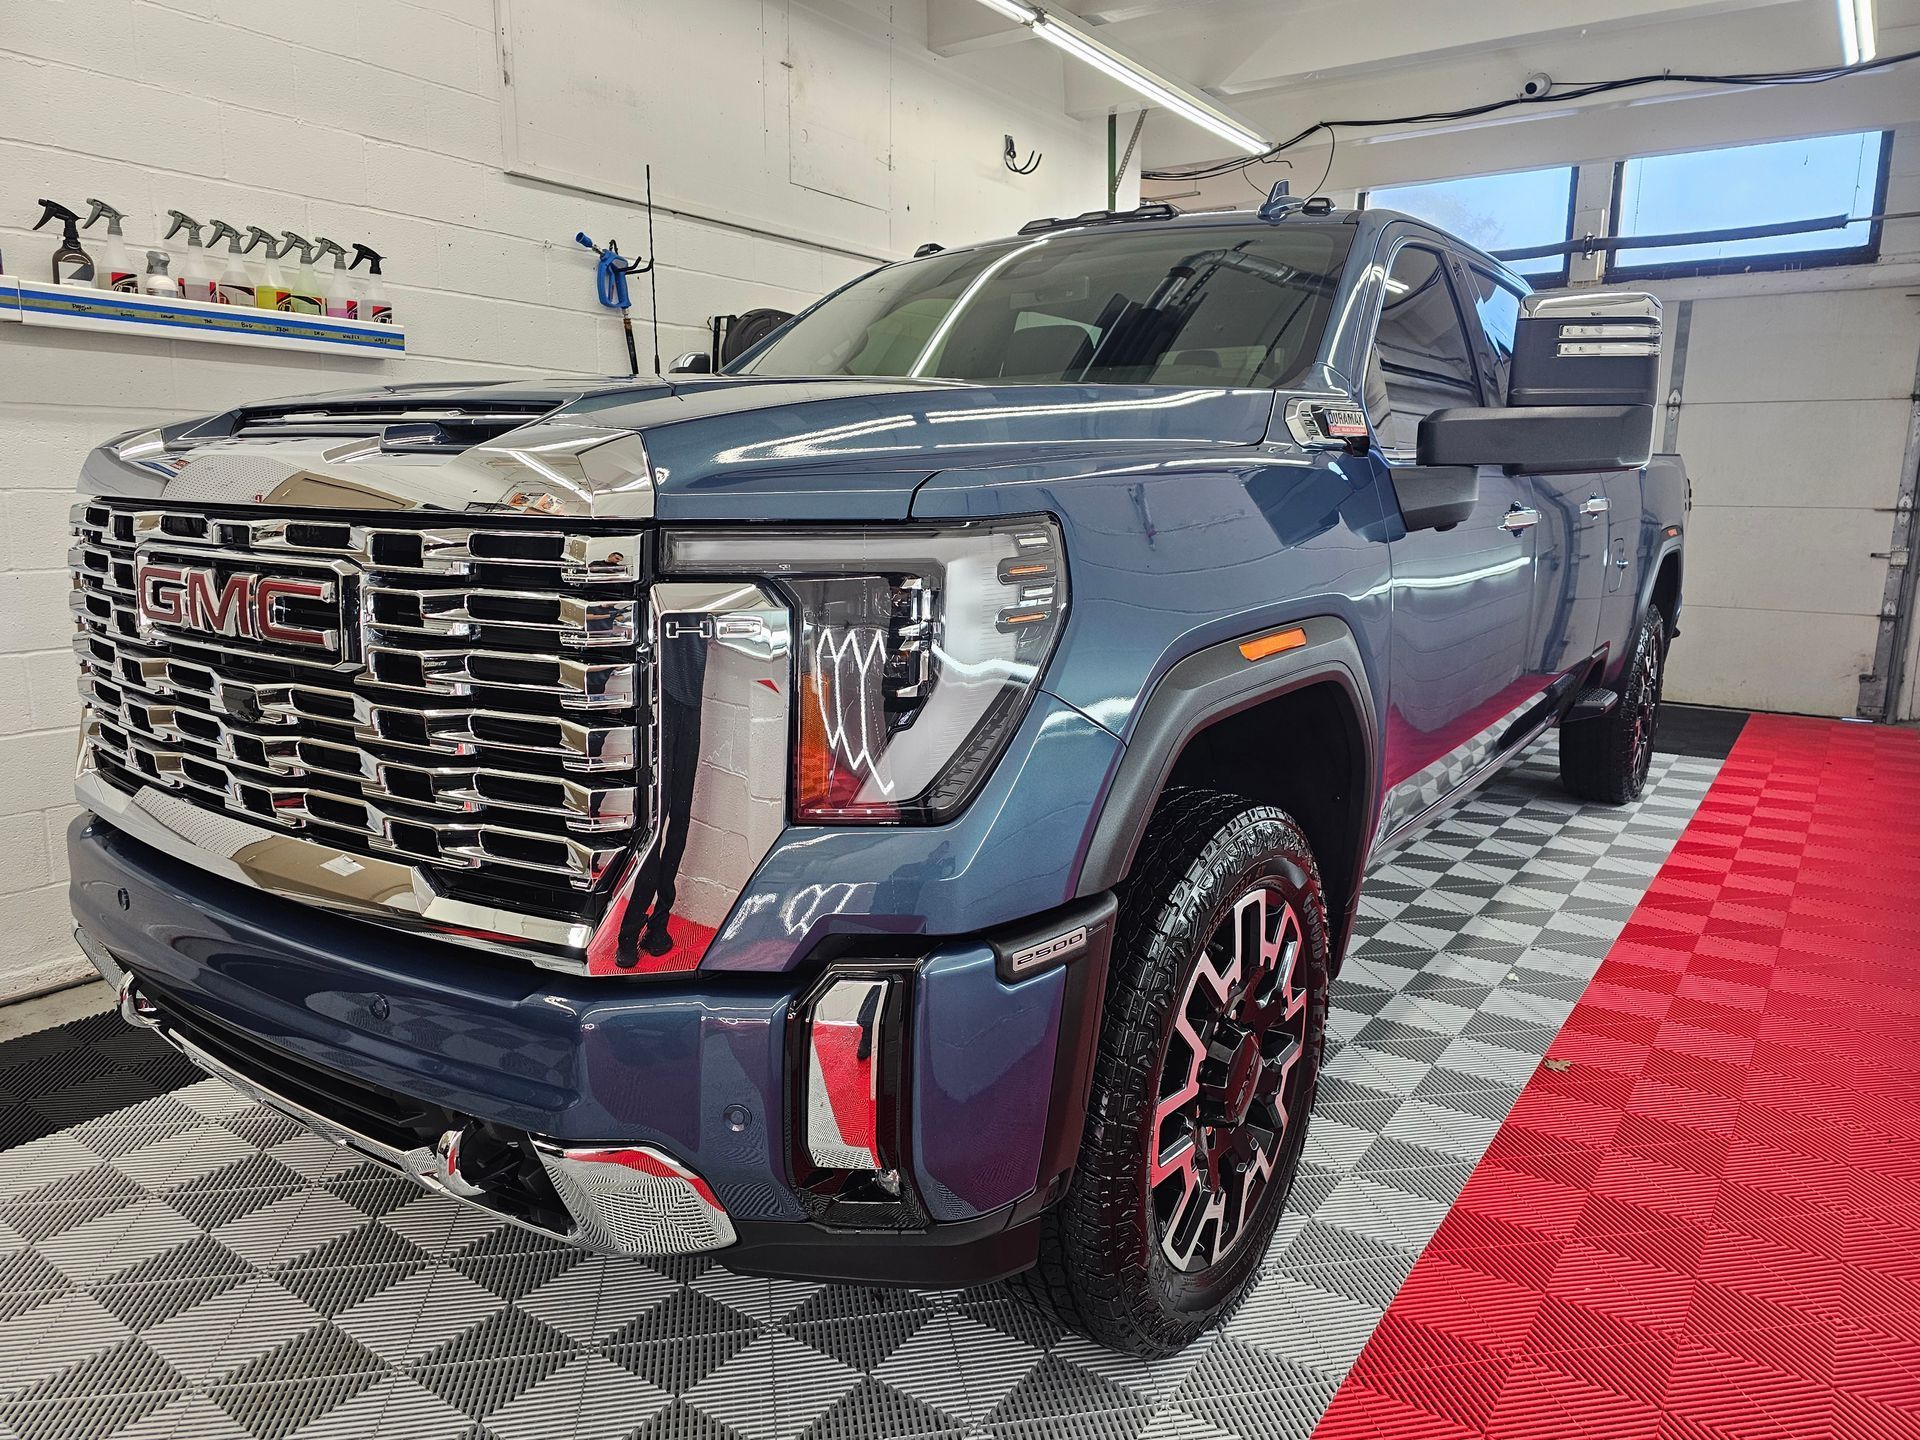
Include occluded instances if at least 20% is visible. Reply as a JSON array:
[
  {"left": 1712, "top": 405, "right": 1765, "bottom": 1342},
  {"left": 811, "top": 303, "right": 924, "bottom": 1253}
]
[
  {"left": 1364, "top": 244, "right": 1480, "bottom": 454},
  {"left": 1464, "top": 267, "right": 1523, "bottom": 404}
]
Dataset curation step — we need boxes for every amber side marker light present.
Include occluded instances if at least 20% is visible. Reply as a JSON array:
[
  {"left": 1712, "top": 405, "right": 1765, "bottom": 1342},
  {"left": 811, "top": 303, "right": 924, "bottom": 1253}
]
[{"left": 1239, "top": 627, "right": 1308, "bottom": 662}]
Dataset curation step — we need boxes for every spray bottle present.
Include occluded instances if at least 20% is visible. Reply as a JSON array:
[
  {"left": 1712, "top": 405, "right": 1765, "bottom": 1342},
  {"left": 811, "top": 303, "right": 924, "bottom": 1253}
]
[
  {"left": 206, "top": 221, "right": 254, "bottom": 306},
  {"left": 351, "top": 244, "right": 392, "bottom": 324},
  {"left": 33, "top": 200, "right": 94, "bottom": 286},
  {"left": 82, "top": 200, "right": 136, "bottom": 292},
  {"left": 279, "top": 232, "right": 324, "bottom": 314},
  {"left": 243, "top": 227, "right": 287, "bottom": 310},
  {"left": 311, "top": 237, "right": 355, "bottom": 319},
  {"left": 164, "top": 211, "right": 215, "bottom": 302},
  {"left": 140, "top": 250, "right": 178, "bottom": 298}
]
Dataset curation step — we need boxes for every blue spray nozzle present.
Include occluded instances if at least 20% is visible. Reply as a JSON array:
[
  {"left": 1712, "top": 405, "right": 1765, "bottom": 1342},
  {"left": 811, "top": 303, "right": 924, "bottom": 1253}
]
[
  {"left": 595, "top": 250, "right": 631, "bottom": 311},
  {"left": 576, "top": 232, "right": 632, "bottom": 312}
]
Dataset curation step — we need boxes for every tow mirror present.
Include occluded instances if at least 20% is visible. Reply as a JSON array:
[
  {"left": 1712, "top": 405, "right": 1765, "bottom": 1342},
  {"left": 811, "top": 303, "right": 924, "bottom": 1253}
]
[
  {"left": 1511, "top": 293, "right": 1660, "bottom": 407},
  {"left": 1418, "top": 404, "right": 1654, "bottom": 473},
  {"left": 1390, "top": 465, "right": 1478, "bottom": 533},
  {"left": 1418, "top": 291, "right": 1661, "bottom": 474}
]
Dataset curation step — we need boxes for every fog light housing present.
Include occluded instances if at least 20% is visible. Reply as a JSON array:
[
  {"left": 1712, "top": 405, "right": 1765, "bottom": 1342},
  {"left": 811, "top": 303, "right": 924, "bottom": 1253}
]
[{"left": 805, "top": 975, "right": 891, "bottom": 1171}]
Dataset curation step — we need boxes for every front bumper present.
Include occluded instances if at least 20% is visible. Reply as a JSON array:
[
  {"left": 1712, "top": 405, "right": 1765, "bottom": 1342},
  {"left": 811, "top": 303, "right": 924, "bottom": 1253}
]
[
  {"left": 70, "top": 813, "right": 1110, "bottom": 1285},
  {"left": 78, "top": 928, "right": 737, "bottom": 1257}
]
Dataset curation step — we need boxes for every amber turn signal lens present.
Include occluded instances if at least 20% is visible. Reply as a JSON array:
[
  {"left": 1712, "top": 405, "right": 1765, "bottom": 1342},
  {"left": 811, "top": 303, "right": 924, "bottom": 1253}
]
[{"left": 1238, "top": 627, "right": 1307, "bottom": 662}]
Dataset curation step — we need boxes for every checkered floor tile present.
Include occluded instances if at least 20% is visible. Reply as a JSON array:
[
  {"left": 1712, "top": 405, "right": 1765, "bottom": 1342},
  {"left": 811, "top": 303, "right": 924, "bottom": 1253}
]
[{"left": 0, "top": 737, "right": 1720, "bottom": 1440}]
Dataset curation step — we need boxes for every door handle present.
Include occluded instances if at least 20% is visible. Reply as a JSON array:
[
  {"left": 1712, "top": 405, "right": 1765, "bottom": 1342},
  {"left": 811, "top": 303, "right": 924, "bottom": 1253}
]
[
  {"left": 1582, "top": 494, "right": 1610, "bottom": 516},
  {"left": 1501, "top": 505, "right": 1540, "bottom": 533}
]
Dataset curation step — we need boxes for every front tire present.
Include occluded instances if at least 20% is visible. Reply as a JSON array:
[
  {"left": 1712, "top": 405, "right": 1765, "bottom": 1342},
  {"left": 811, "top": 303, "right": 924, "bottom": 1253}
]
[
  {"left": 1560, "top": 604, "right": 1667, "bottom": 805},
  {"left": 1013, "top": 789, "right": 1330, "bottom": 1357}
]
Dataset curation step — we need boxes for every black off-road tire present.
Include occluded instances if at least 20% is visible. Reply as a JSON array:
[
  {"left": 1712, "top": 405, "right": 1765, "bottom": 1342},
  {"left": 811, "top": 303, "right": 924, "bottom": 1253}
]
[
  {"left": 1010, "top": 788, "right": 1331, "bottom": 1357},
  {"left": 1561, "top": 604, "right": 1667, "bottom": 805}
]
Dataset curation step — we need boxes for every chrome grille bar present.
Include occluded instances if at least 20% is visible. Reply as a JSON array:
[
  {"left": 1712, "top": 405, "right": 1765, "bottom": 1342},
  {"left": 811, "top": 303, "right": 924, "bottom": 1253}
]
[{"left": 72, "top": 500, "right": 650, "bottom": 901}]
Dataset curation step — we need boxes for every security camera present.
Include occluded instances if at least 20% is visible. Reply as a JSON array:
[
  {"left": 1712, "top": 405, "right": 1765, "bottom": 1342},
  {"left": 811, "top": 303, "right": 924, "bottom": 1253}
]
[{"left": 1520, "top": 72, "right": 1553, "bottom": 99}]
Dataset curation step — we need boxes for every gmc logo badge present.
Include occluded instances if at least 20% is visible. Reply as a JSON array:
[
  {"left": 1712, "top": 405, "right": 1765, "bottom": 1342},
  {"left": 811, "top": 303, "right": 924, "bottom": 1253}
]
[{"left": 136, "top": 562, "right": 340, "bottom": 655}]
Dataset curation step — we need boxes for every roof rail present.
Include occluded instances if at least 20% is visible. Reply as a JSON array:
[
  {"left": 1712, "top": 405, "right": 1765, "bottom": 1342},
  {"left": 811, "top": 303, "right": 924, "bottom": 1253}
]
[{"left": 1017, "top": 201, "right": 1180, "bottom": 237}]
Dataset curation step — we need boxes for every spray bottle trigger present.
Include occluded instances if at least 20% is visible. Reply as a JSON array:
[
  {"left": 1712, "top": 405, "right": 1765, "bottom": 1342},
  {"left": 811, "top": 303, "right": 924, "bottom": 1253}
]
[
  {"left": 82, "top": 199, "right": 126, "bottom": 234},
  {"left": 164, "top": 210, "right": 203, "bottom": 244},
  {"left": 33, "top": 199, "right": 82, "bottom": 232}
]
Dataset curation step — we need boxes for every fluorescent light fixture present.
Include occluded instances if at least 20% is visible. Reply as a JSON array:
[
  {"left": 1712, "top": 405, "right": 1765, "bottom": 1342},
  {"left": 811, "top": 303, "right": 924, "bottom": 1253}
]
[
  {"left": 971, "top": 0, "right": 1271, "bottom": 156},
  {"left": 1837, "top": 0, "right": 1876, "bottom": 64}
]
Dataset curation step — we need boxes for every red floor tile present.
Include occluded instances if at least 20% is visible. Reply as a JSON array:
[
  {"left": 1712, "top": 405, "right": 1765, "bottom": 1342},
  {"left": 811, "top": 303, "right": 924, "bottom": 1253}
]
[{"left": 1313, "top": 716, "right": 1920, "bottom": 1440}]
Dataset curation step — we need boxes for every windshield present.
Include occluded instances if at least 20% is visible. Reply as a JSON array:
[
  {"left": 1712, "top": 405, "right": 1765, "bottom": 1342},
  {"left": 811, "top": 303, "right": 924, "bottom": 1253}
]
[{"left": 735, "top": 223, "right": 1352, "bottom": 389}]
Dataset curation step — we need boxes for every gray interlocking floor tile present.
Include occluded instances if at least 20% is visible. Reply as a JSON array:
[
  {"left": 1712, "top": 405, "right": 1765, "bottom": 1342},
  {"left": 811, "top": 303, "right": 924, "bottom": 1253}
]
[{"left": 0, "top": 734, "right": 1721, "bottom": 1440}]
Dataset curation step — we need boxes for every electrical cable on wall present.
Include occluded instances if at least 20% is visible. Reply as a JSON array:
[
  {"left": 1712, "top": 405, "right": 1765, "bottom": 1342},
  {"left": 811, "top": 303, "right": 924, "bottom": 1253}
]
[{"left": 1142, "top": 47, "right": 1920, "bottom": 181}]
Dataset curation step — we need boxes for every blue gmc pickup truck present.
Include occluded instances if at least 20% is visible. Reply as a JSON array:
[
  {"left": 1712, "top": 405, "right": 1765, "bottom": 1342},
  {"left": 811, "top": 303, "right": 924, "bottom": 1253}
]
[{"left": 67, "top": 200, "right": 1684, "bottom": 1355}]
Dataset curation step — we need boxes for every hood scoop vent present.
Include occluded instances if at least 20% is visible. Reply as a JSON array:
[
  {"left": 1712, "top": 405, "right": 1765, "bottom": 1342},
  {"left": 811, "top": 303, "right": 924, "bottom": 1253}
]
[{"left": 226, "top": 400, "right": 561, "bottom": 454}]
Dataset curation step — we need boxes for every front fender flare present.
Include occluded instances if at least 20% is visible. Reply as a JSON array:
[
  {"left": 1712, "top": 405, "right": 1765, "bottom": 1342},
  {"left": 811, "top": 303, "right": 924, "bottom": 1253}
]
[{"left": 1074, "top": 615, "right": 1381, "bottom": 899}]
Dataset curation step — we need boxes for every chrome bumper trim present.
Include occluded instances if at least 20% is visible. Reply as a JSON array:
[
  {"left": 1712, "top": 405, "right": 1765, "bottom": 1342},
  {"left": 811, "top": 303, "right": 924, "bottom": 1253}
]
[
  {"left": 76, "top": 765, "right": 595, "bottom": 971},
  {"left": 78, "top": 927, "right": 734, "bottom": 1258}
]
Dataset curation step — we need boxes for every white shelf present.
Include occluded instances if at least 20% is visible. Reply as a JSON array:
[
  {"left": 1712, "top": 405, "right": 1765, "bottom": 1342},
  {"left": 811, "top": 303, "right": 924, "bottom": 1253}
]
[{"left": 0, "top": 275, "right": 404, "bottom": 358}]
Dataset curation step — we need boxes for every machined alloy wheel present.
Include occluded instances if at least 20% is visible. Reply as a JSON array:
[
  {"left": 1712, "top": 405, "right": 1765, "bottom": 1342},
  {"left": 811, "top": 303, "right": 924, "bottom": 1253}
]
[
  {"left": 1013, "top": 788, "right": 1330, "bottom": 1357},
  {"left": 1152, "top": 887, "right": 1311, "bottom": 1273}
]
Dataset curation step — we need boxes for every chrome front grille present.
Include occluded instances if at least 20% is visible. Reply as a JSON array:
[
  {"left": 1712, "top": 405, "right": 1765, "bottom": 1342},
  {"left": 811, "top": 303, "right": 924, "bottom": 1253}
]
[{"left": 71, "top": 501, "right": 651, "bottom": 918}]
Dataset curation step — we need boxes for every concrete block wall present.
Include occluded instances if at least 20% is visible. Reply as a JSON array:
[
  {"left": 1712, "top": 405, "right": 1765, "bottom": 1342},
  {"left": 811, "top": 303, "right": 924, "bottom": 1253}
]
[{"left": 0, "top": 0, "right": 1106, "bottom": 998}]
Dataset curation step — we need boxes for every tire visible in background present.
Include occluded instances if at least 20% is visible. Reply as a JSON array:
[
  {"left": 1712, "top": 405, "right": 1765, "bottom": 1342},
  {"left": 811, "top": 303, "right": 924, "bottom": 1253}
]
[{"left": 1561, "top": 603, "right": 1667, "bottom": 805}]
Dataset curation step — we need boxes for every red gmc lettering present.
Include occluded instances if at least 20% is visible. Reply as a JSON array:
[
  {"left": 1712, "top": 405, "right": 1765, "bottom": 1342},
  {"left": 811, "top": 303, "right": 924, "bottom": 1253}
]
[
  {"left": 135, "top": 561, "right": 336, "bottom": 654},
  {"left": 136, "top": 564, "right": 186, "bottom": 626},
  {"left": 183, "top": 571, "right": 254, "bottom": 638},
  {"left": 253, "top": 576, "right": 332, "bottom": 648}
]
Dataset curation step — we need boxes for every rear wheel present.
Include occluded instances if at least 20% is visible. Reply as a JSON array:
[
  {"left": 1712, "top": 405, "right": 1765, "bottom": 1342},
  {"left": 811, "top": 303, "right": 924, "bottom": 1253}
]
[
  {"left": 1561, "top": 604, "right": 1666, "bottom": 805},
  {"left": 1012, "top": 789, "right": 1330, "bottom": 1357}
]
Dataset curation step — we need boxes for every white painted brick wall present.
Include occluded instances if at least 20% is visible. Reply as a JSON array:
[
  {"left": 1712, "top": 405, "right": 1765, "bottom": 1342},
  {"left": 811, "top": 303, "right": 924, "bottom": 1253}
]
[{"left": 0, "top": 0, "right": 1107, "bottom": 998}]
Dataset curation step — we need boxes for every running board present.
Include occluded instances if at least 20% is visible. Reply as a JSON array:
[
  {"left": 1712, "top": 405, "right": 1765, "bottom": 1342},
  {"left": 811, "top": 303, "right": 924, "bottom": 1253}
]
[{"left": 1565, "top": 686, "right": 1620, "bottom": 722}]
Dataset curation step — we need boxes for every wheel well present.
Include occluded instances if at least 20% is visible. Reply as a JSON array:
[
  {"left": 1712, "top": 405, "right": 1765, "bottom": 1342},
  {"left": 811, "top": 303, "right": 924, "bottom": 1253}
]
[
  {"left": 1158, "top": 681, "right": 1370, "bottom": 961},
  {"left": 1651, "top": 552, "right": 1682, "bottom": 631}
]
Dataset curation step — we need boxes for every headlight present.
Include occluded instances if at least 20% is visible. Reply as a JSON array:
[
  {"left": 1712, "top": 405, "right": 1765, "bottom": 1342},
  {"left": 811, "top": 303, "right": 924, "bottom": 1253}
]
[{"left": 661, "top": 517, "right": 1067, "bottom": 824}]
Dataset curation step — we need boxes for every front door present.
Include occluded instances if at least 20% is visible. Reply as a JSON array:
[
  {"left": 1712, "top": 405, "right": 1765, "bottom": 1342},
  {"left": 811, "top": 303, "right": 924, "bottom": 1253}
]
[
  {"left": 1371, "top": 240, "right": 1543, "bottom": 840},
  {"left": 1455, "top": 264, "right": 1610, "bottom": 687}
]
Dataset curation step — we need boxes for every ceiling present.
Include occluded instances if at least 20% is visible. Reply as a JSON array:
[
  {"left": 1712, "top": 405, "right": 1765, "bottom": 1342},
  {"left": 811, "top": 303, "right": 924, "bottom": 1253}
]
[{"left": 929, "top": 0, "right": 1920, "bottom": 201}]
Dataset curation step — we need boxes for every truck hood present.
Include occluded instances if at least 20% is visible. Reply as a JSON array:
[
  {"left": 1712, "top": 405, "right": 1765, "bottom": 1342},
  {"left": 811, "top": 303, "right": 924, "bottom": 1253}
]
[{"left": 79, "top": 375, "right": 1279, "bottom": 523}]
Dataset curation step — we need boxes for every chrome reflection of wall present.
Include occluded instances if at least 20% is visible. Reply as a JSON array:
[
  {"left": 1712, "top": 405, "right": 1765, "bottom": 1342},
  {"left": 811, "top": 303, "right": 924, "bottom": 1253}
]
[{"left": 586, "top": 582, "right": 791, "bottom": 975}]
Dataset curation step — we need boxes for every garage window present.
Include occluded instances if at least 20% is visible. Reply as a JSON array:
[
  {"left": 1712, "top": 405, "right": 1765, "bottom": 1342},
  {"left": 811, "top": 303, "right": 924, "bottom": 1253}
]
[
  {"left": 1606, "top": 131, "right": 1892, "bottom": 280},
  {"left": 1363, "top": 167, "right": 1575, "bottom": 284}
]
